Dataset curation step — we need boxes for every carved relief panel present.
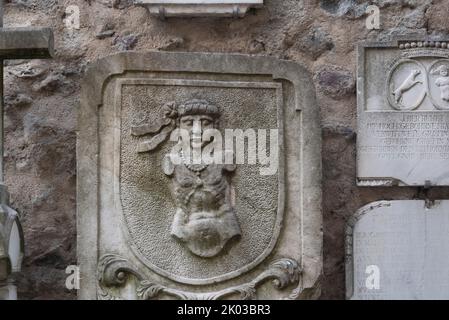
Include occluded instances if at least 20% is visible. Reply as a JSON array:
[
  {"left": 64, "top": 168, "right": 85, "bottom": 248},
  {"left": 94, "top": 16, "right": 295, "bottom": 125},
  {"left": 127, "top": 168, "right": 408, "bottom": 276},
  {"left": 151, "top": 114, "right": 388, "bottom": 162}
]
[
  {"left": 77, "top": 52, "right": 322, "bottom": 300},
  {"left": 357, "top": 39, "right": 449, "bottom": 186}
]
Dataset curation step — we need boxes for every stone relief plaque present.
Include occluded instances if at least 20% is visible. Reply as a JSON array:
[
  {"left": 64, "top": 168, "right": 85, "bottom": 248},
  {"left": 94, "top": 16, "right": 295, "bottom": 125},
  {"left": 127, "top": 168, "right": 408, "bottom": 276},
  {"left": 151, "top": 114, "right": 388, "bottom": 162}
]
[
  {"left": 77, "top": 52, "right": 322, "bottom": 300},
  {"left": 346, "top": 200, "right": 449, "bottom": 300},
  {"left": 357, "top": 39, "right": 449, "bottom": 186},
  {"left": 134, "top": 0, "right": 264, "bottom": 19}
]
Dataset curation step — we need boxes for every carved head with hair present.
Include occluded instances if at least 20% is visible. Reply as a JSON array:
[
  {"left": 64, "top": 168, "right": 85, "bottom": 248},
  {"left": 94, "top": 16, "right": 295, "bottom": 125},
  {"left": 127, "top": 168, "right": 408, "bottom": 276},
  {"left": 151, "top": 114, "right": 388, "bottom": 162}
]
[{"left": 132, "top": 99, "right": 220, "bottom": 152}]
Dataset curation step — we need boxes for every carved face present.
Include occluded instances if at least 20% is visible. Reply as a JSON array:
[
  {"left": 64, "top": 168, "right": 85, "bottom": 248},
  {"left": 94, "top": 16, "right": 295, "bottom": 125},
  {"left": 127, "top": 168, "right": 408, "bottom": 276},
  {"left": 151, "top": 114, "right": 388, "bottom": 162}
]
[
  {"left": 441, "top": 68, "right": 448, "bottom": 77},
  {"left": 179, "top": 114, "right": 216, "bottom": 148}
]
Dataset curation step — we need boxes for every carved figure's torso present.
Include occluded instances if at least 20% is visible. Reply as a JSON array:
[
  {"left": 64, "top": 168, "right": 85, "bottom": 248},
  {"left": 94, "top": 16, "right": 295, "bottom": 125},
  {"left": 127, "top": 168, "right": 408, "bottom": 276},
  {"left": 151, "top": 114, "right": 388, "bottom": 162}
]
[{"left": 164, "top": 155, "right": 241, "bottom": 258}]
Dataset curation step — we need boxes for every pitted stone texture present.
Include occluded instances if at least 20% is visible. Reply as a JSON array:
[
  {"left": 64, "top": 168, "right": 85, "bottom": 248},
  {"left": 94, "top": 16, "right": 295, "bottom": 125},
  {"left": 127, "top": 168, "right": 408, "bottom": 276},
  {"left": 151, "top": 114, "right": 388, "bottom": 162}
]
[{"left": 314, "top": 65, "right": 355, "bottom": 99}]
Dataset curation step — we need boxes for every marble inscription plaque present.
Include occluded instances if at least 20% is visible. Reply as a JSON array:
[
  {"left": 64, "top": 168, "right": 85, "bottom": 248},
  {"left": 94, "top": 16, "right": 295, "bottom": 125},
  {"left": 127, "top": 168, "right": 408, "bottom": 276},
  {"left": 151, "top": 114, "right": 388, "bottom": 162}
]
[{"left": 357, "top": 39, "right": 449, "bottom": 186}]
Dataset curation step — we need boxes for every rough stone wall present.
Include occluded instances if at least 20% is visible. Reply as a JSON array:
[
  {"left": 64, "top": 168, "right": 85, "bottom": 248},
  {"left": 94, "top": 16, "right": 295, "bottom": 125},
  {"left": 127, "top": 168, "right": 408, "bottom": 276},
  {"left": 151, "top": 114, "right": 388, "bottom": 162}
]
[{"left": 4, "top": 0, "right": 449, "bottom": 299}]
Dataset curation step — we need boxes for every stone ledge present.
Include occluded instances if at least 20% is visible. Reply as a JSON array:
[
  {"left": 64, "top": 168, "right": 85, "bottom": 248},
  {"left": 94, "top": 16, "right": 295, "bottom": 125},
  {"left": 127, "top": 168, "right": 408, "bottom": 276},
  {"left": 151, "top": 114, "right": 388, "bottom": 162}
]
[
  {"left": 134, "top": 0, "right": 264, "bottom": 18},
  {"left": 0, "top": 28, "right": 54, "bottom": 59}
]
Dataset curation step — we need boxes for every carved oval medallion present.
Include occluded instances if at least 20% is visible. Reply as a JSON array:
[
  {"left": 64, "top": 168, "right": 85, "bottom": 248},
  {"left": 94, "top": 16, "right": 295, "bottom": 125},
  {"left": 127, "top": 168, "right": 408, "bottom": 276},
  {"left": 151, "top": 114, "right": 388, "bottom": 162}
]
[
  {"left": 386, "top": 59, "right": 427, "bottom": 111},
  {"left": 428, "top": 59, "right": 449, "bottom": 110}
]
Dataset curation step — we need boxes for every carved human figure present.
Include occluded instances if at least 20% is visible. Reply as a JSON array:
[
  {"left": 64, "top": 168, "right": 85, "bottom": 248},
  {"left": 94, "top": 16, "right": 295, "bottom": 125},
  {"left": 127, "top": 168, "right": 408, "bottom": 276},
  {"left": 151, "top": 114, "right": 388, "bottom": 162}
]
[
  {"left": 132, "top": 99, "right": 241, "bottom": 258},
  {"left": 434, "top": 65, "right": 449, "bottom": 102}
]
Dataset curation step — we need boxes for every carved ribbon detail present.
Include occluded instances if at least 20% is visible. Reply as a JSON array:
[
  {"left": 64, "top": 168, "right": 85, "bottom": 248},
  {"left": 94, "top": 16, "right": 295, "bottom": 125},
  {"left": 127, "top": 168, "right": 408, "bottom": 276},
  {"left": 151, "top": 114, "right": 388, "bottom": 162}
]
[{"left": 97, "top": 254, "right": 302, "bottom": 300}]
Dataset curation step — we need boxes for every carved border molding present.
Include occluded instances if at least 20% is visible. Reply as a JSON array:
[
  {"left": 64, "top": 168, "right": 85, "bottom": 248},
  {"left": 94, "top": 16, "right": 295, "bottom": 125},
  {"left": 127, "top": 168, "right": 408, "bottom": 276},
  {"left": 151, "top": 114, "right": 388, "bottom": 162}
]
[{"left": 98, "top": 254, "right": 301, "bottom": 300}]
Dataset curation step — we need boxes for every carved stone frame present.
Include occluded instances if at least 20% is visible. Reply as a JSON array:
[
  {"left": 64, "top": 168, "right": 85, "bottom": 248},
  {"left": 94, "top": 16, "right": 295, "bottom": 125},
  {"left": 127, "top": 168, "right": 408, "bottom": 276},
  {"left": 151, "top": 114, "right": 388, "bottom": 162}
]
[
  {"left": 77, "top": 52, "right": 322, "bottom": 299},
  {"left": 113, "top": 79, "right": 285, "bottom": 285}
]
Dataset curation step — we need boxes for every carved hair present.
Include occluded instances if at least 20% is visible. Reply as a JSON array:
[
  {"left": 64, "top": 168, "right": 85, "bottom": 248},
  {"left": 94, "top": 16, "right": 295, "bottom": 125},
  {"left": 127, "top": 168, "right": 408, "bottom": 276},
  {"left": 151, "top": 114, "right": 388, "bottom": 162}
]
[
  {"left": 131, "top": 99, "right": 219, "bottom": 153},
  {"left": 178, "top": 99, "right": 220, "bottom": 119}
]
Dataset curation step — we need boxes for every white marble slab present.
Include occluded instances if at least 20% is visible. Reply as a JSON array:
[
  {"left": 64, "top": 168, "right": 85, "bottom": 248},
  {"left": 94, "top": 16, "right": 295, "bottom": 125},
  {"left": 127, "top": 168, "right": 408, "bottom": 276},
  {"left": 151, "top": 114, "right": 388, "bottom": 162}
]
[{"left": 347, "top": 200, "right": 449, "bottom": 300}]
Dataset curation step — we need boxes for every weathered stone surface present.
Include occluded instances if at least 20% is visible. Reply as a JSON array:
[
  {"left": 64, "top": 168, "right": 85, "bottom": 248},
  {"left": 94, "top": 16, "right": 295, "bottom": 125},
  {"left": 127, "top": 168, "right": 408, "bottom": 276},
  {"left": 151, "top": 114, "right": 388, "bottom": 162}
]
[
  {"left": 314, "top": 65, "right": 355, "bottom": 99},
  {"left": 113, "top": 33, "right": 139, "bottom": 51},
  {"left": 347, "top": 200, "right": 449, "bottom": 300},
  {"left": 5, "top": 0, "right": 449, "bottom": 300},
  {"left": 8, "top": 63, "right": 46, "bottom": 79},
  {"left": 5, "top": 93, "right": 32, "bottom": 108},
  {"left": 95, "top": 22, "right": 116, "bottom": 40},
  {"left": 0, "top": 1, "right": 54, "bottom": 301},
  {"left": 297, "top": 27, "right": 334, "bottom": 60},
  {"left": 0, "top": 28, "right": 53, "bottom": 59},
  {"left": 426, "top": 0, "right": 449, "bottom": 32},
  {"left": 32, "top": 71, "right": 65, "bottom": 92},
  {"left": 357, "top": 39, "right": 449, "bottom": 186},
  {"left": 99, "top": 0, "right": 133, "bottom": 9},
  {"left": 158, "top": 36, "right": 184, "bottom": 51},
  {"left": 78, "top": 51, "right": 322, "bottom": 300},
  {"left": 96, "top": 30, "right": 115, "bottom": 40},
  {"left": 319, "top": 0, "right": 367, "bottom": 19}
]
